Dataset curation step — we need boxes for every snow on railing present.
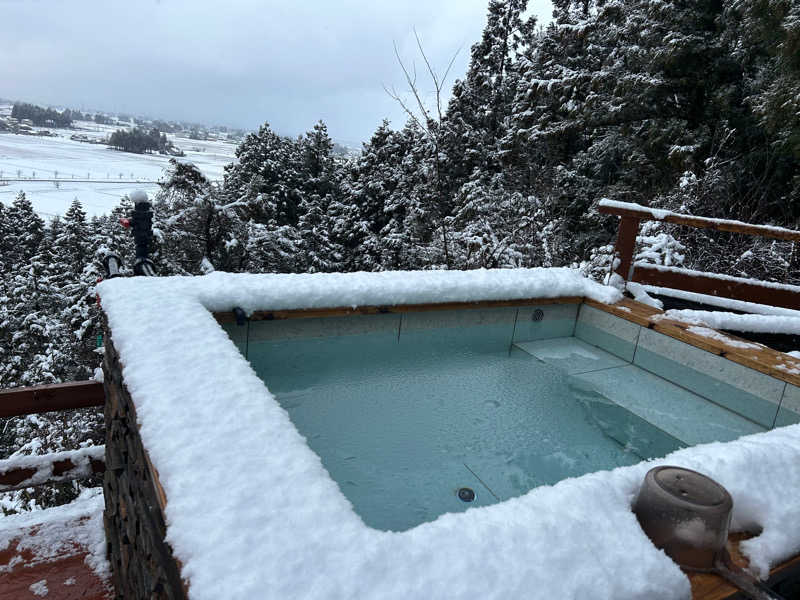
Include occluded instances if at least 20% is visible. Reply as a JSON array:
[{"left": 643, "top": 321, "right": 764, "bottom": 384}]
[
  {"left": 598, "top": 200, "right": 800, "bottom": 242},
  {"left": 0, "top": 446, "right": 105, "bottom": 492},
  {"left": 599, "top": 200, "right": 800, "bottom": 311}
]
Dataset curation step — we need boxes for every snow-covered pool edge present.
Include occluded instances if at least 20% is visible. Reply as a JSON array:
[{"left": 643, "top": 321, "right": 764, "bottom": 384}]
[{"left": 97, "top": 269, "right": 800, "bottom": 600}]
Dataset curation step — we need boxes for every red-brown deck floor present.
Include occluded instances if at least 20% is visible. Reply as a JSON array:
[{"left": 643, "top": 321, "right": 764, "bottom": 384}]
[{"left": 0, "top": 518, "right": 111, "bottom": 600}]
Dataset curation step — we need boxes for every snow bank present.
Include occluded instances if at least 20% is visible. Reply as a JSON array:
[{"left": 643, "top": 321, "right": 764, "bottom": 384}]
[
  {"left": 0, "top": 489, "right": 109, "bottom": 579},
  {"left": 96, "top": 269, "right": 800, "bottom": 599}
]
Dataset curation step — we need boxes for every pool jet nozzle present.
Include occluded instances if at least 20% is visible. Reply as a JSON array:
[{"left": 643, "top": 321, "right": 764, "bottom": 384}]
[{"left": 633, "top": 466, "right": 784, "bottom": 600}]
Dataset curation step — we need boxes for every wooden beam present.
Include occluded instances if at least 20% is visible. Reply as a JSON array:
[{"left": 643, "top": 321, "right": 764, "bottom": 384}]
[
  {"left": 631, "top": 264, "right": 800, "bottom": 311},
  {"left": 614, "top": 216, "right": 641, "bottom": 280},
  {"left": 213, "top": 296, "right": 584, "bottom": 324},
  {"left": 0, "top": 381, "right": 104, "bottom": 418},
  {"left": 598, "top": 203, "right": 800, "bottom": 242},
  {"left": 0, "top": 449, "right": 105, "bottom": 492}
]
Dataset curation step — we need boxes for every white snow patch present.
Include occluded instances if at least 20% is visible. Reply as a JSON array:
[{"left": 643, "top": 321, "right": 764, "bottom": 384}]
[
  {"left": 95, "top": 269, "right": 800, "bottom": 599},
  {"left": 63, "top": 577, "right": 76, "bottom": 586},
  {"left": 789, "top": 351, "right": 800, "bottom": 359},
  {"left": 685, "top": 326, "right": 762, "bottom": 350},
  {"left": 627, "top": 281, "right": 664, "bottom": 309},
  {"left": 641, "top": 285, "right": 800, "bottom": 317},
  {"left": 92, "top": 367, "right": 104, "bottom": 383},
  {"left": 29, "top": 579, "right": 48, "bottom": 596}
]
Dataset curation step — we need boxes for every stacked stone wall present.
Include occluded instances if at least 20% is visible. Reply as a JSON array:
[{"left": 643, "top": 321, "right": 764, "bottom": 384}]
[{"left": 103, "top": 331, "right": 186, "bottom": 599}]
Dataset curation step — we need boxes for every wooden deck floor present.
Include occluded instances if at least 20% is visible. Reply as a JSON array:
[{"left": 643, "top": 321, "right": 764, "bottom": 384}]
[{"left": 0, "top": 512, "right": 111, "bottom": 600}]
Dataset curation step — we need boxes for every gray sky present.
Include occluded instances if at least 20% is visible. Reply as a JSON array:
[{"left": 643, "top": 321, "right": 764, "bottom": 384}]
[{"left": 0, "top": 0, "right": 552, "bottom": 145}]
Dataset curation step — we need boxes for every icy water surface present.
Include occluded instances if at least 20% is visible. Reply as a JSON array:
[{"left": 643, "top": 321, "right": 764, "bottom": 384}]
[{"left": 248, "top": 328, "right": 682, "bottom": 531}]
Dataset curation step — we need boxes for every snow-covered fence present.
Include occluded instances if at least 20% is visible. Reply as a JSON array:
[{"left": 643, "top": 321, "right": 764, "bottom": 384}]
[
  {"left": 599, "top": 200, "right": 800, "bottom": 310},
  {"left": 0, "top": 446, "right": 105, "bottom": 492}
]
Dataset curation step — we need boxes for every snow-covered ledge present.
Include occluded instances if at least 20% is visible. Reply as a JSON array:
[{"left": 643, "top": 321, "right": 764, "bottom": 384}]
[{"left": 97, "top": 269, "right": 800, "bottom": 600}]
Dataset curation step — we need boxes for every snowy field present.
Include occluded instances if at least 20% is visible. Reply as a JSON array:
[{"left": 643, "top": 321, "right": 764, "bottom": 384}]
[{"left": 0, "top": 104, "right": 238, "bottom": 218}]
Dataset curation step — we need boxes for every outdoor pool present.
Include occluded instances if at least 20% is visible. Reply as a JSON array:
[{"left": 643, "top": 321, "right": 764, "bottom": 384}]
[{"left": 224, "top": 303, "right": 793, "bottom": 531}]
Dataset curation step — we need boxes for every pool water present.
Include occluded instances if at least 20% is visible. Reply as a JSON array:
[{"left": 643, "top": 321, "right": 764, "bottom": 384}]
[{"left": 246, "top": 325, "right": 687, "bottom": 531}]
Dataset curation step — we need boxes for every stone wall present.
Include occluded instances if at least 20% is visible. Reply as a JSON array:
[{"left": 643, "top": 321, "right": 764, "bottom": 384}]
[{"left": 103, "top": 330, "right": 186, "bottom": 599}]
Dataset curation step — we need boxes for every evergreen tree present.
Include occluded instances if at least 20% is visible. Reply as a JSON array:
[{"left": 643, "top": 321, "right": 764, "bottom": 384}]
[{"left": 4, "top": 192, "right": 45, "bottom": 273}]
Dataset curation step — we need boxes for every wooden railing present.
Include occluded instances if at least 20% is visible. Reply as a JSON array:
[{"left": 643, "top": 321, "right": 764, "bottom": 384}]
[
  {"left": 0, "top": 380, "right": 106, "bottom": 490},
  {"left": 598, "top": 200, "right": 800, "bottom": 310},
  {"left": 0, "top": 380, "right": 104, "bottom": 418}
]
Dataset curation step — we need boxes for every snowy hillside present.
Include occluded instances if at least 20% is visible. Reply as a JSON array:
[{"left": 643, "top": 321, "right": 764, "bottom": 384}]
[{"left": 0, "top": 102, "right": 237, "bottom": 218}]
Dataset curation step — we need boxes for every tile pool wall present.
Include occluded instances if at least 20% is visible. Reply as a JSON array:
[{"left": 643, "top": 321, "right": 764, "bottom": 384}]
[
  {"left": 573, "top": 304, "right": 797, "bottom": 429},
  {"left": 221, "top": 303, "right": 799, "bottom": 531}
]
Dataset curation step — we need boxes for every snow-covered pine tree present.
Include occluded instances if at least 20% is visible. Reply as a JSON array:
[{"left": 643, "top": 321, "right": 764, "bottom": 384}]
[
  {"left": 337, "top": 120, "right": 409, "bottom": 271},
  {"left": 155, "top": 160, "right": 247, "bottom": 274},
  {"left": 4, "top": 192, "right": 45, "bottom": 274},
  {"left": 50, "top": 199, "right": 102, "bottom": 380}
]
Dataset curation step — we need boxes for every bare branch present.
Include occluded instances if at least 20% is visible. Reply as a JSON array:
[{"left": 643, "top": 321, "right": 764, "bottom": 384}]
[
  {"left": 382, "top": 83, "right": 427, "bottom": 134},
  {"left": 390, "top": 40, "right": 435, "bottom": 137},
  {"left": 440, "top": 44, "right": 463, "bottom": 91}
]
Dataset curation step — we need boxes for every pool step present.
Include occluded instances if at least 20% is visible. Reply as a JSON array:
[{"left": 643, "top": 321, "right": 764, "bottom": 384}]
[
  {"left": 514, "top": 338, "right": 629, "bottom": 374},
  {"left": 514, "top": 338, "right": 765, "bottom": 447}
]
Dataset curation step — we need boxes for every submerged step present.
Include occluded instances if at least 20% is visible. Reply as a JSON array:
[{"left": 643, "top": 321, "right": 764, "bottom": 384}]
[
  {"left": 573, "top": 364, "right": 765, "bottom": 446},
  {"left": 514, "top": 337, "right": 629, "bottom": 374},
  {"left": 517, "top": 337, "right": 766, "bottom": 446}
]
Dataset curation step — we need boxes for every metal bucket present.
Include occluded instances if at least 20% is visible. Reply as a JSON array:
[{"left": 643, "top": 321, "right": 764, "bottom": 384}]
[{"left": 633, "top": 466, "right": 784, "bottom": 600}]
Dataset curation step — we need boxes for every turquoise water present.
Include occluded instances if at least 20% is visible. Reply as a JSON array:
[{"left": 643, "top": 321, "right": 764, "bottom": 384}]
[{"left": 246, "top": 326, "right": 685, "bottom": 531}]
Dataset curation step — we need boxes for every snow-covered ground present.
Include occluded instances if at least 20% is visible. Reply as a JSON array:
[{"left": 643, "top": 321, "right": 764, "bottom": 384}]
[{"left": 0, "top": 104, "right": 237, "bottom": 218}]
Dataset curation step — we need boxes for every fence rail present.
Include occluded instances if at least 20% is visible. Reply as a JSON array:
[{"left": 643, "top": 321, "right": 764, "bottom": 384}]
[
  {"left": 0, "top": 447, "right": 105, "bottom": 492},
  {"left": 0, "top": 380, "right": 104, "bottom": 418}
]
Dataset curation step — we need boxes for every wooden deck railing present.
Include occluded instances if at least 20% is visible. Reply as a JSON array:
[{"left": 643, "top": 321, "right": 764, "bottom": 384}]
[
  {"left": 0, "top": 380, "right": 106, "bottom": 489},
  {"left": 598, "top": 200, "right": 800, "bottom": 310},
  {"left": 0, "top": 447, "right": 105, "bottom": 492},
  {"left": 0, "top": 380, "right": 104, "bottom": 418}
]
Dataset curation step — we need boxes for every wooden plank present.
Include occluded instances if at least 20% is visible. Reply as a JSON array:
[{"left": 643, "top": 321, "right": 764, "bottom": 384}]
[
  {"left": 0, "top": 451, "right": 105, "bottom": 492},
  {"left": 583, "top": 297, "right": 662, "bottom": 327},
  {"left": 0, "top": 381, "right": 104, "bottom": 418},
  {"left": 631, "top": 264, "right": 800, "bottom": 311},
  {"left": 585, "top": 298, "right": 800, "bottom": 387},
  {"left": 213, "top": 296, "right": 584, "bottom": 324},
  {"left": 689, "top": 532, "right": 800, "bottom": 599},
  {"left": 614, "top": 216, "right": 641, "bottom": 279},
  {"left": 598, "top": 203, "right": 800, "bottom": 242}
]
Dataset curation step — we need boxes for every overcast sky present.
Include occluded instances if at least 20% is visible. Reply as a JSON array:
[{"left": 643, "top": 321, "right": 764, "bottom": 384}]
[{"left": 1, "top": 1, "right": 552, "bottom": 145}]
